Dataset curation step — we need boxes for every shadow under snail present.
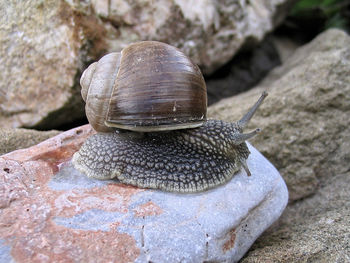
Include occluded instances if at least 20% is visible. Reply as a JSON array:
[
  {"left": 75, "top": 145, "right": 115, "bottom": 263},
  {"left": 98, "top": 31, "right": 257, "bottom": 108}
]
[{"left": 72, "top": 41, "right": 268, "bottom": 193}]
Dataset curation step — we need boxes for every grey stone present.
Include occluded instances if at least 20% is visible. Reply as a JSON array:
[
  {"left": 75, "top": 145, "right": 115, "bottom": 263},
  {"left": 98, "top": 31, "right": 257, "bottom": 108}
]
[
  {"left": 207, "top": 28, "right": 350, "bottom": 262},
  {"left": 54, "top": 209, "right": 125, "bottom": 232},
  {"left": 208, "top": 28, "right": 350, "bottom": 202},
  {"left": 52, "top": 144, "right": 288, "bottom": 262},
  {"left": 241, "top": 172, "right": 350, "bottom": 262},
  {"left": 0, "top": 240, "right": 12, "bottom": 263}
]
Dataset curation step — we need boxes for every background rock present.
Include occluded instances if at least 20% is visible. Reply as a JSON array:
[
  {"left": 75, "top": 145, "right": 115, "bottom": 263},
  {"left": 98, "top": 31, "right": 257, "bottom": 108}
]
[
  {"left": 208, "top": 28, "right": 350, "bottom": 261},
  {"left": 0, "top": 0, "right": 295, "bottom": 130},
  {"left": 271, "top": 35, "right": 300, "bottom": 62},
  {"left": 0, "top": 128, "right": 60, "bottom": 155},
  {"left": 208, "top": 28, "right": 350, "bottom": 202},
  {"left": 206, "top": 35, "right": 281, "bottom": 105},
  {"left": 0, "top": 125, "right": 288, "bottom": 262},
  {"left": 241, "top": 171, "right": 350, "bottom": 262},
  {"left": 80, "top": 0, "right": 296, "bottom": 75},
  {"left": 0, "top": 1, "right": 86, "bottom": 129}
]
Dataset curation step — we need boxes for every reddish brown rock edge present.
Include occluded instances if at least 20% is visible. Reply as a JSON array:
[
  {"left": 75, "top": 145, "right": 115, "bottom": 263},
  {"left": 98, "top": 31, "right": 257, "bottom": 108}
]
[{"left": 0, "top": 125, "right": 149, "bottom": 262}]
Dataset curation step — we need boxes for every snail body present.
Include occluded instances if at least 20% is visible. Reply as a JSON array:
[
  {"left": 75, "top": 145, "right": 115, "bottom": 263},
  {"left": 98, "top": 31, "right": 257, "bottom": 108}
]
[{"left": 72, "top": 41, "right": 267, "bottom": 193}]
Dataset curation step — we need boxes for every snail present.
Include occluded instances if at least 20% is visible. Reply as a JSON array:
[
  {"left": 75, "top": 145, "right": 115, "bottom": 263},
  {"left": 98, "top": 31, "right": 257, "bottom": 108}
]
[{"left": 72, "top": 41, "right": 267, "bottom": 193}]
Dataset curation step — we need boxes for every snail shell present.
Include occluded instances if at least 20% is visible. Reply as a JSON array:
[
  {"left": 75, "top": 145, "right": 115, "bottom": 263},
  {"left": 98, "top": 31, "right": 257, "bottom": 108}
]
[{"left": 80, "top": 41, "right": 207, "bottom": 132}]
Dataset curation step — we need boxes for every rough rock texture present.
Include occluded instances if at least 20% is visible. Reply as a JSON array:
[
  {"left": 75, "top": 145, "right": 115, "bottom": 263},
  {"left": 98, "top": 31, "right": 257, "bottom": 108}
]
[
  {"left": 208, "top": 28, "right": 350, "bottom": 202},
  {"left": 0, "top": 128, "right": 60, "bottom": 155},
  {"left": 241, "top": 171, "right": 350, "bottom": 262},
  {"left": 1, "top": 0, "right": 295, "bottom": 130},
  {"left": 208, "top": 28, "right": 350, "bottom": 262},
  {"left": 73, "top": 0, "right": 295, "bottom": 74},
  {"left": 206, "top": 36, "right": 281, "bottom": 105},
  {"left": 0, "top": 1, "right": 88, "bottom": 129},
  {"left": 0, "top": 125, "right": 288, "bottom": 262}
]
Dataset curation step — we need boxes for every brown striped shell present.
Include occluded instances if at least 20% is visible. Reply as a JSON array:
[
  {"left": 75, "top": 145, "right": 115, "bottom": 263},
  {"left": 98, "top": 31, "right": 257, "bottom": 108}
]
[{"left": 80, "top": 41, "right": 207, "bottom": 132}]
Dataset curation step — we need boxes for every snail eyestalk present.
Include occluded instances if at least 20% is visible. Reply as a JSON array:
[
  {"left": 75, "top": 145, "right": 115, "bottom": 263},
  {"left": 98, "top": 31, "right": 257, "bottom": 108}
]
[
  {"left": 237, "top": 91, "right": 268, "bottom": 129},
  {"left": 232, "top": 128, "right": 261, "bottom": 145},
  {"left": 241, "top": 160, "right": 252, "bottom": 177}
]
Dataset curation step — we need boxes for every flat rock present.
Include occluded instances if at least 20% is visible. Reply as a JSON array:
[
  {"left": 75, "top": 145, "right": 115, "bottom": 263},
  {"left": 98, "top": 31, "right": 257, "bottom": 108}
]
[{"left": 0, "top": 125, "right": 288, "bottom": 262}]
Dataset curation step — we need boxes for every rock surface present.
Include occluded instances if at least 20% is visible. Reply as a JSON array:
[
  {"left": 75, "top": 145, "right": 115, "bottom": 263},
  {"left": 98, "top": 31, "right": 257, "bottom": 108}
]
[
  {"left": 0, "top": 125, "right": 288, "bottom": 262},
  {"left": 206, "top": 36, "right": 281, "bottom": 105},
  {"left": 0, "top": 128, "right": 60, "bottom": 155},
  {"left": 86, "top": 0, "right": 295, "bottom": 74},
  {"left": 1, "top": 0, "right": 295, "bottom": 130},
  {"left": 208, "top": 28, "right": 350, "bottom": 202},
  {"left": 0, "top": 0, "right": 88, "bottom": 129},
  {"left": 208, "top": 28, "right": 350, "bottom": 261},
  {"left": 242, "top": 171, "right": 350, "bottom": 262}
]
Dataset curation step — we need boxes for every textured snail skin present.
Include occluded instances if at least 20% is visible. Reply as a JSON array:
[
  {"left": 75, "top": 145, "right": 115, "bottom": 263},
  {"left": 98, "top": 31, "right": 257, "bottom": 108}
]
[
  {"left": 72, "top": 120, "right": 252, "bottom": 193},
  {"left": 72, "top": 91, "right": 267, "bottom": 193}
]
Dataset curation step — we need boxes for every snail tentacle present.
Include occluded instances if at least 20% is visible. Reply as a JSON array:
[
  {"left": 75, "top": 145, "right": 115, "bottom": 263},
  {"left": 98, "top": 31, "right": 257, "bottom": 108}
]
[
  {"left": 237, "top": 91, "right": 268, "bottom": 129},
  {"left": 241, "top": 159, "right": 251, "bottom": 177},
  {"left": 231, "top": 128, "right": 261, "bottom": 145}
]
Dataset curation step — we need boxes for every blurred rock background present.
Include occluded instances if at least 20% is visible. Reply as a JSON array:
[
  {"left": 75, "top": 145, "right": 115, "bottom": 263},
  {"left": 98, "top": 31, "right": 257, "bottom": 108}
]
[
  {"left": 0, "top": 0, "right": 297, "bottom": 130},
  {"left": 0, "top": 0, "right": 350, "bottom": 261}
]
